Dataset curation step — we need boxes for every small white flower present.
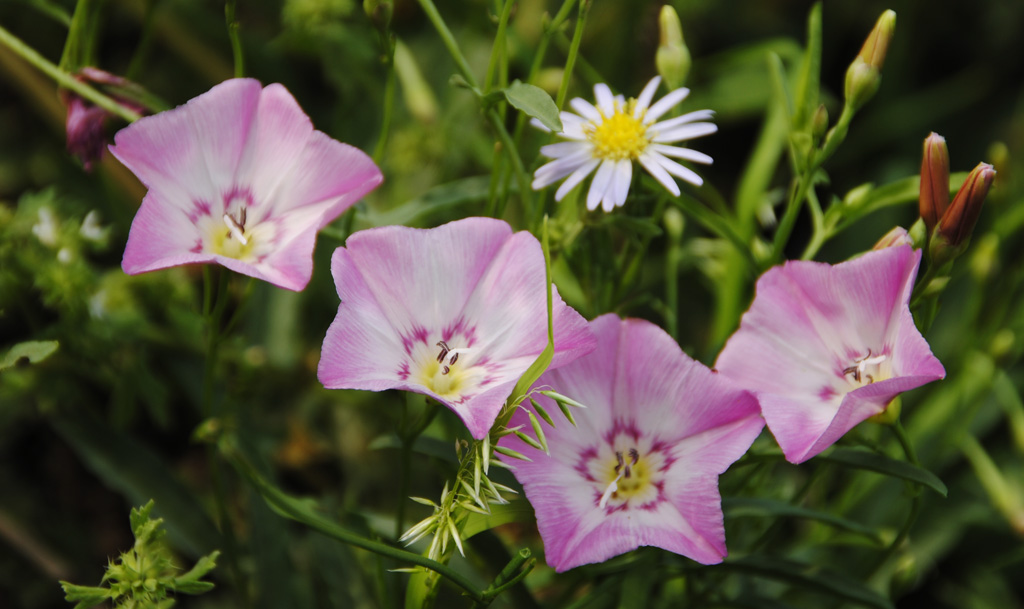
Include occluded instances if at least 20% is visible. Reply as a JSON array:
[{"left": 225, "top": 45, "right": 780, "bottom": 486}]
[{"left": 532, "top": 76, "right": 716, "bottom": 212}]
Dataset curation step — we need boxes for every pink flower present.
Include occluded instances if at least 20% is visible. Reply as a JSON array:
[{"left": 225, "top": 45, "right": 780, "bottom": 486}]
[
  {"left": 500, "top": 315, "right": 763, "bottom": 571},
  {"left": 317, "top": 217, "right": 596, "bottom": 439},
  {"left": 111, "top": 78, "right": 382, "bottom": 291},
  {"left": 715, "top": 245, "right": 945, "bottom": 464}
]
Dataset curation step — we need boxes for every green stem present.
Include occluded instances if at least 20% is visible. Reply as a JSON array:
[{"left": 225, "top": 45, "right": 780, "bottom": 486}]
[
  {"left": 671, "top": 196, "right": 758, "bottom": 271},
  {"left": 225, "top": 0, "right": 245, "bottom": 78},
  {"left": 487, "top": 109, "right": 534, "bottom": 219},
  {"left": 415, "top": 0, "right": 478, "bottom": 89},
  {"left": 373, "top": 44, "right": 397, "bottom": 163},
  {"left": 866, "top": 421, "right": 922, "bottom": 579},
  {"left": 222, "top": 438, "right": 487, "bottom": 602},
  {"left": 483, "top": 0, "right": 515, "bottom": 94},
  {"left": 555, "top": 0, "right": 589, "bottom": 110},
  {"left": 0, "top": 23, "right": 142, "bottom": 122}
]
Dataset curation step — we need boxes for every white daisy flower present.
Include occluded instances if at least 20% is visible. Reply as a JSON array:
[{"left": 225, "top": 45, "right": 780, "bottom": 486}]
[{"left": 531, "top": 76, "right": 716, "bottom": 212}]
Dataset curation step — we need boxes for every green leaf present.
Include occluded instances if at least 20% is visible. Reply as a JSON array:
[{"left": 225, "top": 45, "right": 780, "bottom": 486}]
[
  {"left": 461, "top": 500, "right": 535, "bottom": 540},
  {"left": 723, "top": 497, "right": 884, "bottom": 543},
  {"left": 820, "top": 447, "right": 948, "bottom": 497},
  {"left": 792, "top": 3, "right": 822, "bottom": 129},
  {"left": 503, "top": 80, "right": 562, "bottom": 132},
  {"left": 172, "top": 550, "right": 220, "bottom": 594},
  {"left": 724, "top": 555, "right": 895, "bottom": 609},
  {"left": 0, "top": 340, "right": 59, "bottom": 371},
  {"left": 51, "top": 414, "right": 222, "bottom": 557},
  {"left": 59, "top": 582, "right": 112, "bottom": 605}
]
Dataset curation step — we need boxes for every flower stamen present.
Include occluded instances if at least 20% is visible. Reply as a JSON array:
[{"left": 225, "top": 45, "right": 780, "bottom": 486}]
[
  {"left": 222, "top": 207, "right": 249, "bottom": 245},
  {"left": 843, "top": 350, "right": 887, "bottom": 384},
  {"left": 436, "top": 340, "right": 469, "bottom": 375}
]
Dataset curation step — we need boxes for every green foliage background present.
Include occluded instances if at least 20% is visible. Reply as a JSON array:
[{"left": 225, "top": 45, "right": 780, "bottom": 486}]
[{"left": 1, "top": 0, "right": 1023, "bottom": 607}]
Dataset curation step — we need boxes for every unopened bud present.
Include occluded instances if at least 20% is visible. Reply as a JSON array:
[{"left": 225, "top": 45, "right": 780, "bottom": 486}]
[
  {"left": 857, "top": 9, "right": 896, "bottom": 69},
  {"left": 655, "top": 6, "right": 691, "bottom": 90},
  {"left": 844, "top": 10, "right": 895, "bottom": 112},
  {"left": 811, "top": 104, "right": 829, "bottom": 142},
  {"left": 937, "top": 162, "right": 995, "bottom": 247},
  {"left": 919, "top": 132, "right": 950, "bottom": 234},
  {"left": 873, "top": 226, "right": 912, "bottom": 250},
  {"left": 663, "top": 207, "right": 685, "bottom": 240}
]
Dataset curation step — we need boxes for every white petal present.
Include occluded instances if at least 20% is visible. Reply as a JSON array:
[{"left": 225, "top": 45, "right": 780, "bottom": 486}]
[
  {"left": 559, "top": 113, "right": 589, "bottom": 139},
  {"left": 612, "top": 159, "right": 632, "bottom": 206},
  {"left": 530, "top": 117, "right": 552, "bottom": 133},
  {"left": 593, "top": 83, "right": 615, "bottom": 116},
  {"left": 554, "top": 158, "right": 601, "bottom": 201},
  {"left": 586, "top": 160, "right": 616, "bottom": 211},
  {"left": 633, "top": 76, "right": 662, "bottom": 118},
  {"left": 652, "top": 109, "right": 716, "bottom": 131},
  {"left": 540, "top": 141, "right": 590, "bottom": 159},
  {"left": 570, "top": 97, "right": 603, "bottom": 123},
  {"left": 533, "top": 149, "right": 593, "bottom": 189},
  {"left": 653, "top": 123, "right": 718, "bottom": 144},
  {"left": 650, "top": 152, "right": 704, "bottom": 186},
  {"left": 645, "top": 87, "right": 691, "bottom": 123},
  {"left": 639, "top": 153, "right": 681, "bottom": 196},
  {"left": 650, "top": 143, "right": 714, "bottom": 165}
]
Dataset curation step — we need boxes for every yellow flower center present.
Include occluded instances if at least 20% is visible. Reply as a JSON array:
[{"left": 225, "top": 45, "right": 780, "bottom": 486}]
[
  {"left": 588, "top": 102, "right": 650, "bottom": 161},
  {"left": 598, "top": 447, "right": 660, "bottom": 509},
  {"left": 842, "top": 351, "right": 891, "bottom": 388},
  {"left": 197, "top": 206, "right": 275, "bottom": 262},
  {"left": 408, "top": 341, "right": 482, "bottom": 400}
]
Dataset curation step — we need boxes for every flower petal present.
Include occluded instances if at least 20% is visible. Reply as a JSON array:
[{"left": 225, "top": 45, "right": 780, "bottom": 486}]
[
  {"left": 586, "top": 160, "right": 616, "bottom": 211},
  {"left": 645, "top": 87, "right": 690, "bottom": 123},
  {"left": 569, "top": 97, "right": 603, "bottom": 123},
  {"left": 650, "top": 152, "right": 704, "bottom": 186},
  {"left": 554, "top": 158, "right": 601, "bottom": 201},
  {"left": 650, "top": 143, "right": 714, "bottom": 165},
  {"left": 634, "top": 76, "right": 662, "bottom": 118},
  {"left": 652, "top": 122, "right": 718, "bottom": 144},
  {"left": 593, "top": 83, "right": 615, "bottom": 116},
  {"left": 638, "top": 152, "right": 681, "bottom": 196}
]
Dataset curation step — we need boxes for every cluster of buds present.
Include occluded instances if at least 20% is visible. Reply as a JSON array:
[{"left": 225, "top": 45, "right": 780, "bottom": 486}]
[{"left": 919, "top": 132, "right": 996, "bottom": 265}]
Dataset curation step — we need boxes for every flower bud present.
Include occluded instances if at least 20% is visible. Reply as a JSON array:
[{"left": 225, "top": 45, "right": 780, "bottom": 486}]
[
  {"left": 937, "top": 162, "right": 995, "bottom": 248},
  {"left": 811, "top": 104, "right": 829, "bottom": 142},
  {"left": 843, "top": 10, "right": 895, "bottom": 112},
  {"left": 61, "top": 68, "right": 146, "bottom": 171},
  {"left": 858, "top": 9, "right": 896, "bottom": 70},
  {"left": 873, "top": 226, "right": 912, "bottom": 250},
  {"left": 919, "top": 132, "right": 950, "bottom": 234},
  {"left": 655, "top": 6, "right": 691, "bottom": 90}
]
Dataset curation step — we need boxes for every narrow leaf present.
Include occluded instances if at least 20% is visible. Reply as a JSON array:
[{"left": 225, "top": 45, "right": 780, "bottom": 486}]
[
  {"left": 723, "top": 498, "right": 883, "bottom": 542},
  {"left": 821, "top": 448, "right": 948, "bottom": 497},
  {"left": 724, "top": 555, "right": 895, "bottom": 609}
]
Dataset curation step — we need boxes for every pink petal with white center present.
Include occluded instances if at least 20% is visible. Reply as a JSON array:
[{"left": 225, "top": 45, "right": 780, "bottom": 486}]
[
  {"left": 113, "top": 78, "right": 381, "bottom": 291},
  {"left": 500, "top": 315, "right": 763, "bottom": 571},
  {"left": 111, "top": 80, "right": 264, "bottom": 208},
  {"left": 319, "top": 218, "right": 595, "bottom": 439},
  {"left": 716, "top": 245, "right": 944, "bottom": 463}
]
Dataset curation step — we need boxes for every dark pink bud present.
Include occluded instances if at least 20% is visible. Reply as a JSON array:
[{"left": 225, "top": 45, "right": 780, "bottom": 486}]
[{"left": 938, "top": 162, "right": 995, "bottom": 247}]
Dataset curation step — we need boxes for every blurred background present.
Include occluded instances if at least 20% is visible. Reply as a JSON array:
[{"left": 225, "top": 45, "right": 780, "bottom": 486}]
[{"left": 1, "top": 0, "right": 1023, "bottom": 607}]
